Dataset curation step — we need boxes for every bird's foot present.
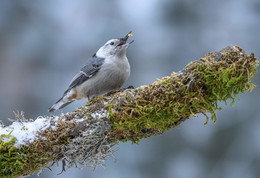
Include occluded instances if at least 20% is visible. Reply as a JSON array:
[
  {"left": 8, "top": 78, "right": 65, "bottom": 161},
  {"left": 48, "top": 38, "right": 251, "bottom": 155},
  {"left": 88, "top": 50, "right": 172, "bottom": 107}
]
[{"left": 125, "top": 85, "right": 134, "bottom": 89}]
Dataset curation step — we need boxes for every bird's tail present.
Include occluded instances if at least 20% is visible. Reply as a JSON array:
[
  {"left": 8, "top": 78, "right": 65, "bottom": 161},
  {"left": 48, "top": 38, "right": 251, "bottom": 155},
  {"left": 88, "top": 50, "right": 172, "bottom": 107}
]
[{"left": 48, "top": 97, "right": 73, "bottom": 112}]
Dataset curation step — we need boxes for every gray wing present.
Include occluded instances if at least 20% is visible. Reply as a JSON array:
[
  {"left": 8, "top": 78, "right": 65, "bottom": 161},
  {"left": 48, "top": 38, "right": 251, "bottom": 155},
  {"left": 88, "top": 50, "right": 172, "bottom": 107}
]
[{"left": 65, "top": 55, "right": 105, "bottom": 93}]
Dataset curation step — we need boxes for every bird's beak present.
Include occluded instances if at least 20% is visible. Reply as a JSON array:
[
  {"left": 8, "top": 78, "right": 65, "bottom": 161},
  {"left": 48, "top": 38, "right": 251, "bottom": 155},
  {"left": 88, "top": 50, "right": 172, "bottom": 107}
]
[{"left": 118, "top": 31, "right": 134, "bottom": 46}]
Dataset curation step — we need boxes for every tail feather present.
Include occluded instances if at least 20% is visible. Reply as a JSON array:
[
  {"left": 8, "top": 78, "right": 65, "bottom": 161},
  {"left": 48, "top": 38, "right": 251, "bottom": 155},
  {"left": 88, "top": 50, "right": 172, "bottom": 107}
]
[{"left": 48, "top": 97, "right": 73, "bottom": 112}]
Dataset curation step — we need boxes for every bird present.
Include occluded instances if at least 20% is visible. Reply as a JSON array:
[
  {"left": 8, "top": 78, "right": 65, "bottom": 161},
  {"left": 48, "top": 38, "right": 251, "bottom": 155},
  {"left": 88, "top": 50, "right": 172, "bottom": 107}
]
[{"left": 48, "top": 32, "right": 134, "bottom": 112}]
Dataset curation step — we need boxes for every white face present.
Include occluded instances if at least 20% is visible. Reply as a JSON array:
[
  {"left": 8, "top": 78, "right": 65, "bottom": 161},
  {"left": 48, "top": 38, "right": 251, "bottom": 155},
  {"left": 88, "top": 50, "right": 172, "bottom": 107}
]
[{"left": 96, "top": 39, "right": 128, "bottom": 58}]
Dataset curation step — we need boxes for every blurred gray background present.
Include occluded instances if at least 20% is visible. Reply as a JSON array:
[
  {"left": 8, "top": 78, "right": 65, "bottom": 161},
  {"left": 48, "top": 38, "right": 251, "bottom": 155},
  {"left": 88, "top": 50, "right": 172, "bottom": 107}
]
[{"left": 0, "top": 0, "right": 260, "bottom": 178}]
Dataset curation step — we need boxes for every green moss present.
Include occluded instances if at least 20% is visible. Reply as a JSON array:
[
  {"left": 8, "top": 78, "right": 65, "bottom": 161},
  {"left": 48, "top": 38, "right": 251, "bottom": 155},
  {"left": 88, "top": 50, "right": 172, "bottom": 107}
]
[
  {"left": 0, "top": 135, "right": 31, "bottom": 177},
  {"left": 0, "top": 118, "right": 75, "bottom": 177},
  {"left": 0, "top": 134, "right": 52, "bottom": 177},
  {"left": 105, "top": 46, "right": 258, "bottom": 143}
]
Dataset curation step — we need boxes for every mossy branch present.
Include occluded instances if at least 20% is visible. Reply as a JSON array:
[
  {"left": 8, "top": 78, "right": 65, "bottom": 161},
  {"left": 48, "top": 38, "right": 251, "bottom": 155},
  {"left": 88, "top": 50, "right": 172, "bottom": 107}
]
[{"left": 0, "top": 45, "right": 258, "bottom": 177}]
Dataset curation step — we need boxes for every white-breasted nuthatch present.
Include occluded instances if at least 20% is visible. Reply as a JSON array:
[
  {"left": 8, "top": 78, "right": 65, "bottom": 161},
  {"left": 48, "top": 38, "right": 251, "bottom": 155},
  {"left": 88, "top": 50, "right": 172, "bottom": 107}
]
[{"left": 48, "top": 32, "right": 134, "bottom": 112}]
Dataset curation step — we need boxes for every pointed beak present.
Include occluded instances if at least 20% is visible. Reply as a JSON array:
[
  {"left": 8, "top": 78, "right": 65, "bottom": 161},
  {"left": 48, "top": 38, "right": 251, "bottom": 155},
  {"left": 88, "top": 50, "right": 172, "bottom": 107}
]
[
  {"left": 118, "top": 31, "right": 134, "bottom": 46},
  {"left": 121, "top": 31, "right": 132, "bottom": 42}
]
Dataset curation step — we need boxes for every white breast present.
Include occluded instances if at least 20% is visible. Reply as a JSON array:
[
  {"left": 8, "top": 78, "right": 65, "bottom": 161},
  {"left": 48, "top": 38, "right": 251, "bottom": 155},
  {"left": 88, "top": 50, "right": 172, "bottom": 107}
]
[{"left": 101, "top": 55, "right": 130, "bottom": 86}]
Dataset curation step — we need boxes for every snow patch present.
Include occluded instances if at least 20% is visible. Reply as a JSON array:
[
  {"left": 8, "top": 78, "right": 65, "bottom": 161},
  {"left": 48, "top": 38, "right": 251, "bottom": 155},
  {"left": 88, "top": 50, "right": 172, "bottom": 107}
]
[{"left": 0, "top": 116, "right": 58, "bottom": 147}]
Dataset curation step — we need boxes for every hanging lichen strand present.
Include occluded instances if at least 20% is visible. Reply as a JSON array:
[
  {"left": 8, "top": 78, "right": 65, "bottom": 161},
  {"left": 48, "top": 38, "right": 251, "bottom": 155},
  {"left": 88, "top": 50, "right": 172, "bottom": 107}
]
[{"left": 0, "top": 45, "right": 258, "bottom": 177}]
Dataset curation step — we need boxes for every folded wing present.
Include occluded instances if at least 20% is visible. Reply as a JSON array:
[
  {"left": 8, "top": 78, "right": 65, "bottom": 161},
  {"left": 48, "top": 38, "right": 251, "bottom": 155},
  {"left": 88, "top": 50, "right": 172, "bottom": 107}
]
[{"left": 65, "top": 55, "right": 105, "bottom": 93}]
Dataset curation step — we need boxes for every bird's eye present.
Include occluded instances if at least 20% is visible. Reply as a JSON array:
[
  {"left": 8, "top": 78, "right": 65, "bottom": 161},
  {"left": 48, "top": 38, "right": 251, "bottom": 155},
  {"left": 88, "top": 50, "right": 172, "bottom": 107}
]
[{"left": 110, "top": 42, "right": 114, "bottom": 45}]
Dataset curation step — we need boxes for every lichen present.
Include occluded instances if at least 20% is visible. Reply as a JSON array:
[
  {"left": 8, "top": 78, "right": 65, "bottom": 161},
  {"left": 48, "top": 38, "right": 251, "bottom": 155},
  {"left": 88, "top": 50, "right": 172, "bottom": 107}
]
[{"left": 62, "top": 117, "right": 116, "bottom": 169}]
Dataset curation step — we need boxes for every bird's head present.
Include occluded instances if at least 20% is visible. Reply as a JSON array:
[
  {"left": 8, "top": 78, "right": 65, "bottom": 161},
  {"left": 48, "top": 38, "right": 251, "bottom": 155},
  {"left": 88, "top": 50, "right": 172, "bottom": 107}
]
[{"left": 96, "top": 31, "right": 134, "bottom": 58}]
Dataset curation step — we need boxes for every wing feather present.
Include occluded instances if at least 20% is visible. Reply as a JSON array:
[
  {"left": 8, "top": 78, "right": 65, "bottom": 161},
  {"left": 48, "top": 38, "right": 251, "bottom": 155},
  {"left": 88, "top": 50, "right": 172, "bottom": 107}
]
[{"left": 64, "top": 55, "right": 105, "bottom": 93}]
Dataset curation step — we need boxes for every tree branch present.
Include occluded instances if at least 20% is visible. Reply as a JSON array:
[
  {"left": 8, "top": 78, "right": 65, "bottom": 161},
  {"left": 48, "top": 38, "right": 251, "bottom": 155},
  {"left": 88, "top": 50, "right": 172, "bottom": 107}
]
[{"left": 0, "top": 45, "right": 258, "bottom": 177}]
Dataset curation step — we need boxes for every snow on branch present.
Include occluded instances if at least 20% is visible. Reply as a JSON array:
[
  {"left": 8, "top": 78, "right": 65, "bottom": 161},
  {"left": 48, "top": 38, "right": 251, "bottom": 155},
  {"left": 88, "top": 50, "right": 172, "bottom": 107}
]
[{"left": 0, "top": 45, "right": 258, "bottom": 177}]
